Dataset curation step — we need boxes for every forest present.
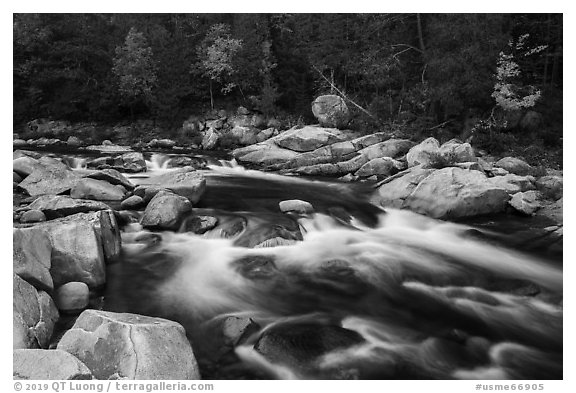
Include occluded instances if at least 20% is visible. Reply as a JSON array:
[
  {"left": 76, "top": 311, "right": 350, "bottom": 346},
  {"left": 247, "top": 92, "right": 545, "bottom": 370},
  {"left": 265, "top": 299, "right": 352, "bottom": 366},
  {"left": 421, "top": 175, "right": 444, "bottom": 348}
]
[{"left": 13, "top": 13, "right": 563, "bottom": 163}]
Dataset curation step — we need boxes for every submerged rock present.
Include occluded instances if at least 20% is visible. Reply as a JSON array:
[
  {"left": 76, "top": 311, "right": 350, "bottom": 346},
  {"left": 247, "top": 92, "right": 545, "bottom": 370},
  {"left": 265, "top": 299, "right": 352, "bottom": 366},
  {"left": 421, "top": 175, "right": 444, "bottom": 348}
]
[
  {"left": 57, "top": 310, "right": 200, "bottom": 379},
  {"left": 13, "top": 349, "right": 93, "bottom": 380}
]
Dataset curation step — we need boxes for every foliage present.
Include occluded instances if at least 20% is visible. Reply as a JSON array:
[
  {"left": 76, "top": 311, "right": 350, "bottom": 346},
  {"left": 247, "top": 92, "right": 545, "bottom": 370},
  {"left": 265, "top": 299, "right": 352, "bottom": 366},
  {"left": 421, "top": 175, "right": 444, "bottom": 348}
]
[{"left": 112, "top": 27, "right": 158, "bottom": 110}]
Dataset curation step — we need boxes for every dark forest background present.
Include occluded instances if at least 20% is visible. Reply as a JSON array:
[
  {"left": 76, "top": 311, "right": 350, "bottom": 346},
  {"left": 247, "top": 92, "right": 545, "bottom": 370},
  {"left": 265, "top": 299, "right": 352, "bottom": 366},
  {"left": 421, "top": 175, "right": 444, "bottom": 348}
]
[{"left": 13, "top": 13, "right": 563, "bottom": 160}]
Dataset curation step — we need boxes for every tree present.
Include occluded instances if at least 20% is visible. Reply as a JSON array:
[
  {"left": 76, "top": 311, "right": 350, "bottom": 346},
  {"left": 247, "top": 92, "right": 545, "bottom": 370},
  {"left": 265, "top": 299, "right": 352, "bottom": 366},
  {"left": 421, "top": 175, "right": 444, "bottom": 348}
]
[
  {"left": 113, "top": 27, "right": 157, "bottom": 118},
  {"left": 195, "top": 23, "right": 242, "bottom": 110}
]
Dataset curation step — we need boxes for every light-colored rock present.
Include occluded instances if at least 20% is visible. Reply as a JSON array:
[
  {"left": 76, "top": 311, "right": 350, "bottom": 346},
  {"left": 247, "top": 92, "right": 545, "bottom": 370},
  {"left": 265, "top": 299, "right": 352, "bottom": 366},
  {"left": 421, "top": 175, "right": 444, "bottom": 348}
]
[
  {"left": 311, "top": 95, "right": 350, "bottom": 129},
  {"left": 85, "top": 144, "right": 133, "bottom": 153},
  {"left": 20, "top": 209, "right": 47, "bottom": 223},
  {"left": 13, "top": 349, "right": 93, "bottom": 380},
  {"left": 372, "top": 167, "right": 437, "bottom": 209},
  {"left": 13, "top": 227, "right": 53, "bottom": 291},
  {"left": 488, "top": 174, "right": 535, "bottom": 195},
  {"left": 57, "top": 310, "right": 200, "bottom": 380},
  {"left": 279, "top": 199, "right": 314, "bottom": 214},
  {"left": 18, "top": 163, "right": 81, "bottom": 197},
  {"left": 202, "top": 127, "right": 220, "bottom": 150},
  {"left": 26, "top": 195, "right": 110, "bottom": 219},
  {"left": 439, "top": 139, "right": 476, "bottom": 163},
  {"left": 84, "top": 168, "right": 134, "bottom": 189},
  {"left": 406, "top": 137, "right": 440, "bottom": 167},
  {"left": 495, "top": 157, "right": 534, "bottom": 176},
  {"left": 70, "top": 178, "right": 125, "bottom": 201},
  {"left": 138, "top": 168, "right": 206, "bottom": 204},
  {"left": 361, "top": 139, "right": 415, "bottom": 160},
  {"left": 55, "top": 282, "right": 90, "bottom": 313},
  {"left": 84, "top": 210, "right": 122, "bottom": 263},
  {"left": 233, "top": 142, "right": 300, "bottom": 166},
  {"left": 141, "top": 191, "right": 192, "bottom": 229},
  {"left": 490, "top": 167, "right": 509, "bottom": 176},
  {"left": 13, "top": 156, "right": 42, "bottom": 177},
  {"left": 117, "top": 152, "right": 146, "bottom": 173},
  {"left": 13, "top": 274, "right": 58, "bottom": 349},
  {"left": 509, "top": 191, "right": 541, "bottom": 215},
  {"left": 403, "top": 167, "right": 510, "bottom": 219},
  {"left": 14, "top": 138, "right": 27, "bottom": 147},
  {"left": 121, "top": 195, "right": 145, "bottom": 209},
  {"left": 355, "top": 157, "right": 401, "bottom": 177},
  {"left": 181, "top": 215, "right": 218, "bottom": 234},
  {"left": 66, "top": 136, "right": 82, "bottom": 147},
  {"left": 274, "top": 126, "right": 350, "bottom": 152}
]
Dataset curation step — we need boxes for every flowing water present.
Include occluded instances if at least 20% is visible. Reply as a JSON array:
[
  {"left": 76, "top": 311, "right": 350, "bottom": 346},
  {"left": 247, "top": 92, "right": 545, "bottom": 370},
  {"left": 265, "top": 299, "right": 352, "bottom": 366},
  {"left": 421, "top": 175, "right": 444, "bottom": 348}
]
[{"left": 46, "top": 151, "right": 565, "bottom": 379}]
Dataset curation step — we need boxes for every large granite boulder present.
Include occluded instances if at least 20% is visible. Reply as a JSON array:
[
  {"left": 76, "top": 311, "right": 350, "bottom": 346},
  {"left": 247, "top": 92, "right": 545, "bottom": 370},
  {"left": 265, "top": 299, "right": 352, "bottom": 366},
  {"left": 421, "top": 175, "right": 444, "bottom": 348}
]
[
  {"left": 494, "top": 157, "right": 534, "bottom": 176},
  {"left": 138, "top": 168, "right": 206, "bottom": 204},
  {"left": 274, "top": 126, "right": 351, "bottom": 152},
  {"left": 13, "top": 349, "right": 93, "bottom": 380},
  {"left": 233, "top": 143, "right": 301, "bottom": 167},
  {"left": 438, "top": 139, "right": 476, "bottom": 163},
  {"left": 311, "top": 95, "right": 350, "bottom": 129},
  {"left": 25, "top": 195, "right": 110, "bottom": 219},
  {"left": 13, "top": 274, "right": 59, "bottom": 349},
  {"left": 83, "top": 168, "right": 134, "bottom": 190},
  {"left": 373, "top": 167, "right": 511, "bottom": 219},
  {"left": 509, "top": 190, "right": 541, "bottom": 215},
  {"left": 18, "top": 161, "right": 81, "bottom": 196},
  {"left": 70, "top": 178, "right": 126, "bottom": 201},
  {"left": 57, "top": 310, "right": 200, "bottom": 379},
  {"left": 406, "top": 137, "right": 440, "bottom": 167},
  {"left": 13, "top": 227, "right": 53, "bottom": 291},
  {"left": 140, "top": 191, "right": 192, "bottom": 230}
]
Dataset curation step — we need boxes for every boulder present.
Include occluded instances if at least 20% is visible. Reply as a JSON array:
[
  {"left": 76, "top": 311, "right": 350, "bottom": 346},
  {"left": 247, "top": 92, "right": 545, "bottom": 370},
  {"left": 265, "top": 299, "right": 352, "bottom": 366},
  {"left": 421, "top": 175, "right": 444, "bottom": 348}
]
[
  {"left": 535, "top": 175, "right": 563, "bottom": 201},
  {"left": 66, "top": 136, "right": 82, "bottom": 147},
  {"left": 138, "top": 168, "right": 206, "bottom": 204},
  {"left": 25, "top": 195, "right": 110, "bottom": 219},
  {"left": 274, "top": 126, "right": 350, "bottom": 152},
  {"left": 509, "top": 191, "right": 542, "bottom": 215},
  {"left": 487, "top": 174, "right": 535, "bottom": 195},
  {"left": 84, "top": 168, "right": 134, "bottom": 189},
  {"left": 13, "top": 227, "right": 53, "bottom": 291},
  {"left": 202, "top": 127, "right": 220, "bottom": 150},
  {"left": 233, "top": 143, "right": 302, "bottom": 167},
  {"left": 121, "top": 195, "right": 145, "bottom": 210},
  {"left": 14, "top": 138, "right": 27, "bottom": 147},
  {"left": 38, "top": 213, "right": 107, "bottom": 288},
  {"left": 116, "top": 152, "right": 146, "bottom": 173},
  {"left": 13, "top": 156, "right": 42, "bottom": 177},
  {"left": 494, "top": 157, "right": 534, "bottom": 176},
  {"left": 355, "top": 157, "right": 401, "bottom": 177},
  {"left": 150, "top": 138, "right": 176, "bottom": 149},
  {"left": 311, "top": 95, "right": 350, "bottom": 129},
  {"left": 55, "top": 282, "right": 90, "bottom": 313},
  {"left": 141, "top": 191, "right": 192, "bottom": 230},
  {"left": 279, "top": 199, "right": 314, "bottom": 214},
  {"left": 84, "top": 210, "right": 122, "bottom": 262},
  {"left": 13, "top": 274, "right": 59, "bottom": 349},
  {"left": 20, "top": 209, "right": 47, "bottom": 223},
  {"left": 372, "top": 167, "right": 437, "bottom": 209},
  {"left": 13, "top": 349, "right": 93, "bottom": 380},
  {"left": 57, "top": 310, "right": 200, "bottom": 380},
  {"left": 402, "top": 167, "right": 511, "bottom": 219},
  {"left": 70, "top": 178, "right": 125, "bottom": 201},
  {"left": 18, "top": 163, "right": 81, "bottom": 197},
  {"left": 256, "top": 128, "right": 276, "bottom": 143},
  {"left": 438, "top": 139, "right": 476, "bottom": 163},
  {"left": 406, "top": 137, "right": 441, "bottom": 167}
]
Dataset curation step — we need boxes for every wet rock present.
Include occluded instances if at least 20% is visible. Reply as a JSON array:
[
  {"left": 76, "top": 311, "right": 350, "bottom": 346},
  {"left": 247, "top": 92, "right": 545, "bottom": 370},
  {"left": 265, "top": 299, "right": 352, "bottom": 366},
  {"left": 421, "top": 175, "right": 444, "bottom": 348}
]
[
  {"left": 312, "top": 95, "right": 350, "bottom": 129},
  {"left": 25, "top": 195, "right": 110, "bottom": 219},
  {"left": 494, "top": 157, "right": 534, "bottom": 176},
  {"left": 20, "top": 209, "right": 47, "bottom": 223},
  {"left": 253, "top": 237, "right": 298, "bottom": 248},
  {"left": 13, "top": 227, "right": 53, "bottom": 291},
  {"left": 275, "top": 126, "right": 351, "bottom": 152},
  {"left": 121, "top": 195, "right": 145, "bottom": 210},
  {"left": 141, "top": 191, "right": 192, "bottom": 230},
  {"left": 13, "top": 349, "right": 93, "bottom": 380},
  {"left": 54, "top": 282, "right": 90, "bottom": 313},
  {"left": 70, "top": 178, "right": 125, "bottom": 201},
  {"left": 406, "top": 137, "right": 440, "bottom": 167},
  {"left": 181, "top": 215, "right": 218, "bottom": 234},
  {"left": 254, "top": 323, "right": 364, "bottom": 373},
  {"left": 84, "top": 168, "right": 134, "bottom": 189},
  {"left": 279, "top": 199, "right": 314, "bottom": 214},
  {"left": 13, "top": 274, "right": 59, "bottom": 349},
  {"left": 57, "top": 310, "right": 200, "bottom": 379}
]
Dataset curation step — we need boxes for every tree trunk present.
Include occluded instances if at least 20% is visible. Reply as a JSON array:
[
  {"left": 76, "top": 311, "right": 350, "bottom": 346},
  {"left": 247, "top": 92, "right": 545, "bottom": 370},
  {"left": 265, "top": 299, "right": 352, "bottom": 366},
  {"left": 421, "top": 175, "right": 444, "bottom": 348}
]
[{"left": 209, "top": 79, "right": 214, "bottom": 110}]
